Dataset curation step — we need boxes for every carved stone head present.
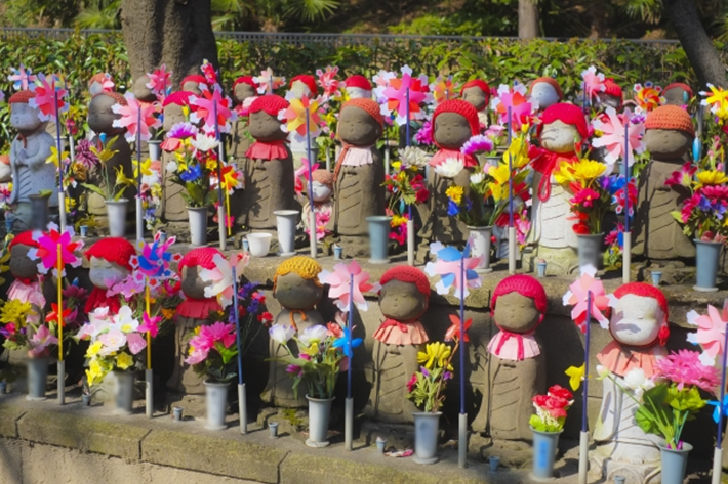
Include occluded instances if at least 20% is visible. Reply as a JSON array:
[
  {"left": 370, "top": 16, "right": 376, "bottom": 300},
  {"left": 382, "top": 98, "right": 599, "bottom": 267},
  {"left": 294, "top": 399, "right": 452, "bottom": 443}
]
[
  {"left": 132, "top": 75, "right": 157, "bottom": 103},
  {"left": 88, "top": 92, "right": 127, "bottom": 135},
  {"left": 643, "top": 105, "right": 694, "bottom": 162},
  {"left": 491, "top": 275, "right": 547, "bottom": 334},
  {"left": 529, "top": 78, "right": 562, "bottom": 111},
  {"left": 248, "top": 95, "right": 290, "bottom": 142},
  {"left": 539, "top": 103, "right": 588, "bottom": 153},
  {"left": 338, "top": 99, "right": 383, "bottom": 146},
  {"left": 273, "top": 256, "right": 323, "bottom": 310},
  {"left": 9, "top": 91, "right": 45, "bottom": 135},
  {"left": 233, "top": 77, "right": 257, "bottom": 105},
  {"left": 608, "top": 282, "right": 669, "bottom": 348},
  {"left": 460, "top": 80, "right": 490, "bottom": 112},
  {"left": 433, "top": 99, "right": 479, "bottom": 149}
]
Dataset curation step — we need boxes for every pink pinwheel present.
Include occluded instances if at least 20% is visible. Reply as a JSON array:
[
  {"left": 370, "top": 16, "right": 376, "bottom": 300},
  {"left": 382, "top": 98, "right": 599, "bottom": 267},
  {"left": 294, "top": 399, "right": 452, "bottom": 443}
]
[
  {"left": 581, "top": 65, "right": 605, "bottom": 101},
  {"left": 591, "top": 106, "right": 646, "bottom": 167},
  {"left": 316, "top": 65, "right": 342, "bottom": 98},
  {"left": 8, "top": 63, "right": 36, "bottom": 91},
  {"left": 28, "top": 73, "right": 68, "bottom": 122},
  {"left": 687, "top": 303, "right": 728, "bottom": 366},
  {"left": 562, "top": 264, "right": 609, "bottom": 332},
  {"left": 112, "top": 92, "right": 161, "bottom": 142},
  {"left": 138, "top": 313, "right": 162, "bottom": 338},
  {"left": 424, "top": 242, "right": 483, "bottom": 301},
  {"left": 253, "top": 68, "right": 285, "bottom": 95},
  {"left": 199, "top": 252, "right": 249, "bottom": 309},
  {"left": 280, "top": 96, "right": 322, "bottom": 138},
  {"left": 372, "top": 70, "right": 396, "bottom": 104},
  {"left": 430, "top": 76, "right": 457, "bottom": 106},
  {"left": 146, "top": 64, "right": 171, "bottom": 100},
  {"left": 490, "top": 83, "right": 532, "bottom": 131},
  {"left": 190, "top": 84, "right": 237, "bottom": 135},
  {"left": 320, "top": 260, "right": 380, "bottom": 312},
  {"left": 295, "top": 157, "right": 320, "bottom": 182},
  {"left": 28, "top": 223, "right": 84, "bottom": 277},
  {"left": 381, "top": 65, "right": 430, "bottom": 126}
]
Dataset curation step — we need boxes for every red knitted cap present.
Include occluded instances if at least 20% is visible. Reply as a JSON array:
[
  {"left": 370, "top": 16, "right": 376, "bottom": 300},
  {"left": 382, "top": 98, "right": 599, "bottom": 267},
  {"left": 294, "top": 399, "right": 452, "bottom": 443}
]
[
  {"left": 645, "top": 105, "right": 695, "bottom": 135},
  {"left": 0, "top": 155, "right": 9, "bottom": 166},
  {"left": 613, "top": 282, "right": 669, "bottom": 346},
  {"left": 290, "top": 75, "right": 318, "bottom": 95},
  {"left": 491, "top": 275, "right": 547, "bottom": 315},
  {"left": 249, "top": 94, "right": 289, "bottom": 117},
  {"left": 163, "top": 91, "right": 193, "bottom": 107},
  {"left": 93, "top": 91, "right": 127, "bottom": 106},
  {"left": 89, "top": 73, "right": 110, "bottom": 85},
  {"left": 433, "top": 99, "right": 480, "bottom": 136},
  {"left": 84, "top": 237, "right": 136, "bottom": 271},
  {"left": 233, "top": 76, "right": 258, "bottom": 90},
  {"left": 380, "top": 266, "right": 431, "bottom": 298},
  {"left": 541, "top": 102, "right": 589, "bottom": 140},
  {"left": 180, "top": 75, "right": 208, "bottom": 90},
  {"left": 603, "top": 78, "right": 622, "bottom": 99},
  {"left": 178, "top": 247, "right": 223, "bottom": 275},
  {"left": 460, "top": 79, "right": 491, "bottom": 103},
  {"left": 664, "top": 82, "right": 693, "bottom": 99},
  {"left": 8, "top": 231, "right": 39, "bottom": 250},
  {"left": 345, "top": 75, "right": 372, "bottom": 91},
  {"left": 9, "top": 90, "right": 36, "bottom": 104},
  {"left": 342, "top": 98, "right": 383, "bottom": 127},
  {"left": 529, "top": 77, "right": 564, "bottom": 99}
]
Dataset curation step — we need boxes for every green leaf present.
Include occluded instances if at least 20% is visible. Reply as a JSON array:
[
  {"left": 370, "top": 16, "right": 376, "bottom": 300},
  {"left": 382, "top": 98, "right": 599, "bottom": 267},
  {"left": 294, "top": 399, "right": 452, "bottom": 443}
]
[{"left": 81, "top": 183, "right": 108, "bottom": 200}]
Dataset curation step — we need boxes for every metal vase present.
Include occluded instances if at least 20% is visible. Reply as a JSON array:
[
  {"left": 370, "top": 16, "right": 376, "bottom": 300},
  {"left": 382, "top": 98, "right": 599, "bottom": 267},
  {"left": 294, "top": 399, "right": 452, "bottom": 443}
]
[
  {"left": 105, "top": 199, "right": 129, "bottom": 237},
  {"left": 29, "top": 194, "right": 50, "bottom": 231},
  {"left": 694, "top": 239, "right": 722, "bottom": 292},
  {"left": 577, "top": 233, "right": 603, "bottom": 269},
  {"left": 412, "top": 411, "right": 442, "bottom": 465},
  {"left": 660, "top": 443, "right": 692, "bottom": 484},
  {"left": 148, "top": 140, "right": 162, "bottom": 161},
  {"left": 468, "top": 226, "right": 493, "bottom": 273},
  {"left": 306, "top": 395, "right": 334, "bottom": 448},
  {"left": 26, "top": 357, "right": 49, "bottom": 401},
  {"left": 188, "top": 207, "right": 209, "bottom": 246},
  {"left": 531, "top": 428, "right": 561, "bottom": 480},
  {"left": 366, "top": 216, "right": 392, "bottom": 264},
  {"left": 113, "top": 370, "right": 135, "bottom": 414},
  {"left": 204, "top": 381, "right": 230, "bottom": 431}
]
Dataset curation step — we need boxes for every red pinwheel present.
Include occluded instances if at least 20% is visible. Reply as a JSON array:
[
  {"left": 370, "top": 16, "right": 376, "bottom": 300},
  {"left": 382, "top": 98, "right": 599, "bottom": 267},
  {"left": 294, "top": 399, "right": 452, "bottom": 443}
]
[
  {"left": 381, "top": 65, "right": 430, "bottom": 126},
  {"left": 28, "top": 73, "right": 68, "bottom": 122},
  {"left": 562, "top": 264, "right": 609, "bottom": 332},
  {"left": 491, "top": 83, "right": 532, "bottom": 130},
  {"left": 319, "top": 260, "right": 380, "bottom": 312},
  {"left": 445, "top": 314, "right": 473, "bottom": 343},
  {"left": 8, "top": 63, "right": 37, "bottom": 91},
  {"left": 27, "top": 223, "right": 84, "bottom": 277},
  {"left": 46, "top": 303, "right": 73, "bottom": 326},
  {"left": 190, "top": 84, "right": 237, "bottom": 135},
  {"left": 146, "top": 64, "right": 171, "bottom": 101},
  {"left": 112, "top": 92, "right": 161, "bottom": 142}
]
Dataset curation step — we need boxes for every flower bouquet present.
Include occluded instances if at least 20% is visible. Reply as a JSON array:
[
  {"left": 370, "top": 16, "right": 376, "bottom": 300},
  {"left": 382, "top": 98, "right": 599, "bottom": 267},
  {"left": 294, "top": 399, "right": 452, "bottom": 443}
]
[
  {"left": 185, "top": 321, "right": 239, "bottom": 384},
  {"left": 0, "top": 300, "right": 57, "bottom": 358},
  {"left": 79, "top": 135, "right": 133, "bottom": 202},
  {"left": 529, "top": 385, "right": 574, "bottom": 433},
  {"left": 164, "top": 122, "right": 219, "bottom": 208},
  {"left": 407, "top": 342, "right": 455, "bottom": 412},
  {"left": 382, "top": 157, "right": 429, "bottom": 245}
]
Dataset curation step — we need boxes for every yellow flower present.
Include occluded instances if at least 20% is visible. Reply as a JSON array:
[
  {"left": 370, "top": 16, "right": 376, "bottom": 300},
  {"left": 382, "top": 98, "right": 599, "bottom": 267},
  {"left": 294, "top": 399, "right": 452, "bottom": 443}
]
[
  {"left": 417, "top": 342, "right": 453, "bottom": 370},
  {"left": 0, "top": 300, "right": 33, "bottom": 324},
  {"left": 565, "top": 363, "right": 585, "bottom": 391},
  {"left": 115, "top": 166, "right": 134, "bottom": 186},
  {"left": 116, "top": 352, "right": 134, "bottom": 370},
  {"left": 182, "top": 105, "right": 190, "bottom": 118},
  {"left": 86, "top": 359, "right": 109, "bottom": 386},
  {"left": 133, "top": 158, "right": 153, "bottom": 178},
  {"left": 206, "top": 159, "right": 219, "bottom": 171},
  {"left": 65, "top": 196, "right": 77, "bottom": 212},
  {"left": 502, "top": 137, "right": 530, "bottom": 169},
  {"left": 571, "top": 159, "right": 606, "bottom": 182},
  {"left": 553, "top": 162, "right": 576, "bottom": 185},
  {"left": 391, "top": 214, "right": 407, "bottom": 228},
  {"left": 86, "top": 341, "right": 103, "bottom": 358},
  {"left": 488, "top": 164, "right": 510, "bottom": 185},
  {"left": 697, "top": 170, "right": 728, "bottom": 187},
  {"left": 161, "top": 308, "right": 175, "bottom": 320},
  {"left": 46, "top": 146, "right": 70, "bottom": 168},
  {"left": 445, "top": 185, "right": 463, "bottom": 205}
]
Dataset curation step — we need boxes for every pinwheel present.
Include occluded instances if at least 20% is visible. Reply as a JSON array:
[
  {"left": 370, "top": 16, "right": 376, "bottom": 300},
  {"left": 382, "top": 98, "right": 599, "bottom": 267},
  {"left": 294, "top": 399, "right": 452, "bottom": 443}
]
[
  {"left": 316, "top": 65, "right": 342, "bottom": 99},
  {"left": 199, "top": 252, "right": 249, "bottom": 309},
  {"left": 701, "top": 84, "right": 728, "bottom": 122},
  {"left": 381, "top": 65, "right": 430, "bottom": 126},
  {"left": 190, "top": 84, "right": 237, "bottom": 135},
  {"left": 633, "top": 82, "right": 664, "bottom": 112},
  {"left": 294, "top": 157, "right": 320, "bottom": 196},
  {"left": 591, "top": 106, "right": 646, "bottom": 167},
  {"left": 372, "top": 70, "right": 397, "bottom": 104},
  {"left": 280, "top": 96, "right": 322, "bottom": 139},
  {"left": 490, "top": 83, "right": 532, "bottom": 131},
  {"left": 562, "top": 264, "right": 609, "bottom": 331},
  {"left": 687, "top": 304, "right": 728, "bottom": 366},
  {"left": 200, "top": 59, "right": 217, "bottom": 86},
  {"left": 29, "top": 73, "right": 68, "bottom": 122},
  {"left": 430, "top": 76, "right": 457, "bottom": 106},
  {"left": 445, "top": 314, "right": 472, "bottom": 343},
  {"left": 146, "top": 64, "right": 171, "bottom": 101},
  {"left": 8, "top": 63, "right": 36, "bottom": 91},
  {"left": 112, "top": 92, "right": 161, "bottom": 143},
  {"left": 319, "top": 260, "right": 380, "bottom": 312},
  {"left": 253, "top": 68, "right": 285, "bottom": 95},
  {"left": 580, "top": 65, "right": 605, "bottom": 102},
  {"left": 131, "top": 233, "right": 182, "bottom": 283},
  {"left": 424, "top": 242, "right": 483, "bottom": 301}
]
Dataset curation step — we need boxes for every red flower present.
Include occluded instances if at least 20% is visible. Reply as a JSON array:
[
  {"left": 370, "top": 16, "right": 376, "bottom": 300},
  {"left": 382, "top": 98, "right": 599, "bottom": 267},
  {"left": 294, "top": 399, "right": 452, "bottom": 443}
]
[
  {"left": 252, "top": 293, "right": 266, "bottom": 305},
  {"left": 406, "top": 373, "right": 417, "bottom": 393},
  {"left": 532, "top": 394, "right": 549, "bottom": 407},
  {"left": 570, "top": 188, "right": 601, "bottom": 208},
  {"left": 702, "top": 184, "right": 728, "bottom": 201},
  {"left": 548, "top": 385, "right": 573, "bottom": 401},
  {"left": 326, "top": 322, "right": 343, "bottom": 338},
  {"left": 257, "top": 311, "right": 273, "bottom": 325}
]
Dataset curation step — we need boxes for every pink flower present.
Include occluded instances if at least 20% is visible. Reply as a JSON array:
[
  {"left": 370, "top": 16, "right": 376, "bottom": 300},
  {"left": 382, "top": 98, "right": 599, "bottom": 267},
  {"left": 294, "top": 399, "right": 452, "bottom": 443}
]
[
  {"left": 316, "top": 66, "right": 342, "bottom": 98},
  {"left": 461, "top": 134, "right": 494, "bottom": 157},
  {"left": 185, "top": 348, "right": 208, "bottom": 365},
  {"left": 138, "top": 313, "right": 162, "bottom": 338},
  {"left": 29, "top": 325, "right": 57, "bottom": 358},
  {"left": 656, "top": 349, "right": 720, "bottom": 393},
  {"left": 681, "top": 192, "right": 702, "bottom": 223},
  {"left": 191, "top": 321, "right": 237, "bottom": 354},
  {"left": 570, "top": 188, "right": 601, "bottom": 208},
  {"left": 665, "top": 162, "right": 697, "bottom": 188},
  {"left": 126, "top": 332, "right": 147, "bottom": 355},
  {"left": 146, "top": 64, "right": 171, "bottom": 100}
]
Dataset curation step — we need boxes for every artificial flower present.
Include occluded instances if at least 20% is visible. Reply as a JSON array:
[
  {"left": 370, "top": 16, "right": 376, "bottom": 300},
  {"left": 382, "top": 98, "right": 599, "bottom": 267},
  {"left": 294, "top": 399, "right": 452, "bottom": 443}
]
[
  {"left": 655, "top": 349, "right": 720, "bottom": 393},
  {"left": 417, "top": 342, "right": 453, "bottom": 370},
  {"left": 115, "top": 352, "right": 134, "bottom": 370},
  {"left": 565, "top": 363, "right": 585, "bottom": 391},
  {"left": 434, "top": 157, "right": 464, "bottom": 178},
  {"left": 269, "top": 323, "right": 295, "bottom": 345},
  {"left": 696, "top": 170, "right": 728, "bottom": 187},
  {"left": 444, "top": 314, "right": 472, "bottom": 343}
]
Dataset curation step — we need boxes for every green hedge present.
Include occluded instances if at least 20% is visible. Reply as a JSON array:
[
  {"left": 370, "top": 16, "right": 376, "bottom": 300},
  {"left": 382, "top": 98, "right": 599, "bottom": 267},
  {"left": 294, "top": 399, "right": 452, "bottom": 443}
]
[{"left": 0, "top": 31, "right": 709, "bottom": 152}]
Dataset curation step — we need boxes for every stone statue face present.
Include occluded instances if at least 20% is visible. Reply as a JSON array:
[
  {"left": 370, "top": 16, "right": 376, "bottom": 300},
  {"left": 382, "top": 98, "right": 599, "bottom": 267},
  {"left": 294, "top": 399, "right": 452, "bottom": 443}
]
[
  {"left": 312, "top": 181, "right": 332, "bottom": 202},
  {"left": 163, "top": 104, "right": 186, "bottom": 131},
  {"left": 181, "top": 266, "right": 210, "bottom": 300},
  {"left": 89, "top": 256, "right": 129, "bottom": 290},
  {"left": 274, "top": 272, "right": 323, "bottom": 310},
  {"left": 610, "top": 294, "right": 662, "bottom": 347},
  {"left": 338, "top": 105, "right": 381, "bottom": 146},
  {"left": 234, "top": 84, "right": 256, "bottom": 104},
  {"left": 643, "top": 128, "right": 692, "bottom": 162},
  {"left": 378, "top": 279, "right": 427, "bottom": 321},
  {"left": 434, "top": 112, "right": 472, "bottom": 149},
  {"left": 346, "top": 87, "right": 371, "bottom": 100},
  {"left": 132, "top": 75, "right": 157, "bottom": 102},
  {"left": 596, "top": 92, "right": 621, "bottom": 110},
  {"left": 249, "top": 111, "right": 288, "bottom": 142},
  {"left": 88, "top": 94, "right": 122, "bottom": 134},
  {"left": 461, "top": 87, "right": 487, "bottom": 111},
  {"left": 9, "top": 244, "right": 38, "bottom": 279},
  {"left": 530, "top": 83, "right": 560, "bottom": 110},
  {"left": 493, "top": 292, "right": 540, "bottom": 333},
  {"left": 290, "top": 80, "right": 311, "bottom": 100},
  {"left": 10, "top": 103, "right": 43, "bottom": 133},
  {"left": 663, "top": 88, "right": 689, "bottom": 106},
  {"left": 540, "top": 120, "right": 579, "bottom": 153},
  {"left": 181, "top": 81, "right": 203, "bottom": 96}
]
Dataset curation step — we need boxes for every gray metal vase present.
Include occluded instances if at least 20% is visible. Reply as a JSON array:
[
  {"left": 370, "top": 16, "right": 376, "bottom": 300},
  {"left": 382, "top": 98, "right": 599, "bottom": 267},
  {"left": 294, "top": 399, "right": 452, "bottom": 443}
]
[
  {"left": 188, "top": 207, "right": 209, "bottom": 246},
  {"left": 26, "top": 357, "right": 49, "bottom": 401},
  {"left": 412, "top": 411, "right": 441, "bottom": 465},
  {"left": 577, "top": 233, "right": 603, "bottom": 269},
  {"left": 468, "top": 226, "right": 493, "bottom": 273},
  {"left": 113, "top": 370, "right": 135, "bottom": 414},
  {"left": 106, "top": 199, "right": 129, "bottom": 237},
  {"left": 204, "top": 381, "right": 230, "bottom": 431},
  {"left": 306, "top": 395, "right": 334, "bottom": 447},
  {"left": 660, "top": 443, "right": 692, "bottom": 484},
  {"left": 531, "top": 428, "right": 561, "bottom": 480},
  {"left": 693, "top": 239, "right": 722, "bottom": 292},
  {"left": 366, "top": 216, "right": 392, "bottom": 264}
]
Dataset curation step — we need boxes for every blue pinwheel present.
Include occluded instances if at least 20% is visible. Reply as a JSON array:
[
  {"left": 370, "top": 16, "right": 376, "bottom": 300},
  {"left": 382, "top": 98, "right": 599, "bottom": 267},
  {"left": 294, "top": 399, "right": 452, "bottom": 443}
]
[
  {"left": 332, "top": 325, "right": 362, "bottom": 358},
  {"left": 131, "top": 232, "right": 182, "bottom": 283},
  {"left": 424, "top": 242, "right": 483, "bottom": 300}
]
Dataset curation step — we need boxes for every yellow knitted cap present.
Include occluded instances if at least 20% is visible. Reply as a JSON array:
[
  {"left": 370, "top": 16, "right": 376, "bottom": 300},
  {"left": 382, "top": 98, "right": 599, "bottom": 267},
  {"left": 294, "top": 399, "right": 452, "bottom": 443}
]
[{"left": 273, "top": 256, "right": 323, "bottom": 291}]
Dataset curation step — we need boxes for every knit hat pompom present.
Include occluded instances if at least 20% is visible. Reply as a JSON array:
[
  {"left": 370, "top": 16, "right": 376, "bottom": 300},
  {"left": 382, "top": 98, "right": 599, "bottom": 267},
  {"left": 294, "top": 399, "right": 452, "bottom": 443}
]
[
  {"left": 249, "top": 94, "right": 289, "bottom": 118},
  {"left": 541, "top": 102, "right": 589, "bottom": 140},
  {"left": 460, "top": 79, "right": 491, "bottom": 102},
  {"left": 603, "top": 78, "right": 623, "bottom": 99},
  {"left": 664, "top": 82, "right": 693, "bottom": 99},
  {"left": 312, "top": 169, "right": 334, "bottom": 188},
  {"left": 433, "top": 99, "right": 480, "bottom": 136},
  {"left": 645, "top": 105, "right": 695, "bottom": 136},
  {"left": 341, "top": 98, "right": 383, "bottom": 127},
  {"left": 233, "top": 76, "right": 258, "bottom": 90},
  {"left": 8, "top": 231, "right": 39, "bottom": 250},
  {"left": 345, "top": 75, "right": 372, "bottom": 91},
  {"left": 379, "top": 266, "right": 431, "bottom": 299},
  {"left": 273, "top": 256, "right": 323, "bottom": 291},
  {"left": 613, "top": 281, "right": 670, "bottom": 346},
  {"left": 179, "top": 75, "right": 208, "bottom": 90},
  {"left": 178, "top": 247, "right": 223, "bottom": 274},
  {"left": 529, "top": 77, "right": 564, "bottom": 99},
  {"left": 9, "top": 90, "right": 36, "bottom": 104},
  {"left": 491, "top": 274, "right": 547, "bottom": 315},
  {"left": 290, "top": 75, "right": 318, "bottom": 95},
  {"left": 84, "top": 237, "right": 136, "bottom": 271}
]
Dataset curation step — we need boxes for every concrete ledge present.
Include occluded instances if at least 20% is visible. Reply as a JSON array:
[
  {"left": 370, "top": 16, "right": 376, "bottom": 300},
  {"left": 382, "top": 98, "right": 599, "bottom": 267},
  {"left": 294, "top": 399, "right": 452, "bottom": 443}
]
[
  {"left": 0, "top": 404, "right": 26, "bottom": 438},
  {"left": 142, "top": 429, "right": 287, "bottom": 483},
  {"left": 16, "top": 405, "right": 149, "bottom": 459}
]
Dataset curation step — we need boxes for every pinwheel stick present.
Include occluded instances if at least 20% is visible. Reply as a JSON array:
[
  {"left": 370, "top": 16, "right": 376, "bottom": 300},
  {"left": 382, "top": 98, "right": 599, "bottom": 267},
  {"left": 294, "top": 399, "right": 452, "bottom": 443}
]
[
  {"left": 458, "top": 253, "right": 467, "bottom": 469},
  {"left": 711, "top": 301, "right": 728, "bottom": 484},
  {"left": 306, "top": 107, "right": 317, "bottom": 258},
  {"left": 53, "top": 90, "right": 67, "bottom": 232},
  {"left": 345, "top": 275, "right": 355, "bottom": 451},
  {"left": 232, "top": 265, "right": 247, "bottom": 434},
  {"left": 508, "top": 146, "right": 516, "bottom": 275},
  {"left": 214, "top": 103, "right": 227, "bottom": 251},
  {"left": 404, "top": 87, "right": 415, "bottom": 263},
  {"left": 135, "top": 108, "right": 144, "bottom": 241},
  {"left": 145, "top": 282, "right": 154, "bottom": 418},
  {"left": 622, "top": 121, "right": 631, "bottom": 284},
  {"left": 578, "top": 291, "right": 592, "bottom": 484},
  {"left": 57, "top": 243, "right": 65, "bottom": 405}
]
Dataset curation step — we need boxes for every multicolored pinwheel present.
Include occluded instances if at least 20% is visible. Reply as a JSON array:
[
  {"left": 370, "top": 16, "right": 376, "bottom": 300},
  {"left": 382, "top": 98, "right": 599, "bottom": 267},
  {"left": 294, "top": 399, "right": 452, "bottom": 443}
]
[
  {"left": 28, "top": 223, "right": 84, "bottom": 277},
  {"left": 28, "top": 73, "right": 68, "bottom": 122},
  {"left": 112, "top": 92, "right": 161, "bottom": 142},
  {"left": 319, "top": 260, "right": 380, "bottom": 312},
  {"left": 562, "top": 264, "right": 610, "bottom": 332},
  {"left": 8, "top": 63, "right": 37, "bottom": 91},
  {"left": 280, "top": 96, "right": 322, "bottom": 138},
  {"left": 424, "top": 242, "right": 483, "bottom": 301},
  {"left": 581, "top": 65, "right": 605, "bottom": 102},
  {"left": 591, "top": 106, "right": 646, "bottom": 167},
  {"left": 253, "top": 68, "right": 286, "bottom": 95},
  {"left": 316, "top": 65, "right": 342, "bottom": 98},
  {"left": 687, "top": 303, "right": 728, "bottom": 366},
  {"left": 190, "top": 84, "right": 237, "bottom": 134},
  {"left": 701, "top": 84, "right": 728, "bottom": 122},
  {"left": 430, "top": 76, "right": 457, "bottom": 106},
  {"left": 490, "top": 83, "right": 532, "bottom": 131},
  {"left": 381, "top": 65, "right": 430, "bottom": 126},
  {"left": 199, "top": 252, "right": 249, "bottom": 309},
  {"left": 633, "top": 82, "right": 664, "bottom": 112},
  {"left": 200, "top": 59, "right": 217, "bottom": 86},
  {"left": 130, "top": 232, "right": 182, "bottom": 284},
  {"left": 146, "top": 64, "right": 171, "bottom": 100}
]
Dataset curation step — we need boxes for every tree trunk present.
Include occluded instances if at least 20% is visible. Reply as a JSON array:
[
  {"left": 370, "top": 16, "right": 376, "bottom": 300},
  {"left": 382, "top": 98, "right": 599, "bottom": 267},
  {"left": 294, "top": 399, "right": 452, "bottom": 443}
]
[
  {"left": 119, "top": 0, "right": 218, "bottom": 87},
  {"left": 663, "top": 0, "right": 726, "bottom": 87},
  {"left": 518, "top": 0, "right": 539, "bottom": 39},
  {"left": 589, "top": 0, "right": 608, "bottom": 39}
]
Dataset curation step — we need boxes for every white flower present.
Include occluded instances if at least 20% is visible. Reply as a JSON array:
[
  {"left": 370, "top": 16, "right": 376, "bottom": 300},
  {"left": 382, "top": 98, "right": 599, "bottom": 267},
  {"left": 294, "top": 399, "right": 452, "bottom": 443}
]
[
  {"left": 400, "top": 146, "right": 430, "bottom": 169},
  {"left": 191, "top": 133, "right": 219, "bottom": 152},
  {"left": 269, "top": 324, "right": 295, "bottom": 345},
  {"left": 115, "top": 306, "right": 139, "bottom": 334},
  {"left": 470, "top": 172, "right": 485, "bottom": 185},
  {"left": 166, "top": 161, "right": 178, "bottom": 174},
  {"left": 596, "top": 364, "right": 611, "bottom": 380},
  {"left": 623, "top": 368, "right": 655, "bottom": 399},
  {"left": 434, "top": 158, "right": 464, "bottom": 178},
  {"left": 297, "top": 325, "right": 329, "bottom": 347},
  {"left": 98, "top": 329, "right": 127, "bottom": 356}
]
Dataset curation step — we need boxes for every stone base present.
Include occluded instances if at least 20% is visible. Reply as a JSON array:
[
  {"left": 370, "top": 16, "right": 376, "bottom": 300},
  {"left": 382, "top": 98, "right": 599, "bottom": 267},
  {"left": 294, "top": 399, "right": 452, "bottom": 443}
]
[
  {"left": 638, "top": 260, "right": 696, "bottom": 286},
  {"left": 525, "top": 246, "right": 578, "bottom": 275},
  {"left": 359, "top": 421, "right": 415, "bottom": 450},
  {"left": 589, "top": 449, "right": 661, "bottom": 484},
  {"left": 468, "top": 433, "right": 533, "bottom": 469},
  {"left": 336, "top": 235, "right": 370, "bottom": 259}
]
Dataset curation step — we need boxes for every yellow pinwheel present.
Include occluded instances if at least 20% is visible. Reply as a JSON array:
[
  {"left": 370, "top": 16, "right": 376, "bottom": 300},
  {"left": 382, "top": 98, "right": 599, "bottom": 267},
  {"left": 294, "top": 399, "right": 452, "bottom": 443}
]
[
  {"left": 281, "top": 96, "right": 322, "bottom": 137},
  {"left": 133, "top": 158, "right": 153, "bottom": 178}
]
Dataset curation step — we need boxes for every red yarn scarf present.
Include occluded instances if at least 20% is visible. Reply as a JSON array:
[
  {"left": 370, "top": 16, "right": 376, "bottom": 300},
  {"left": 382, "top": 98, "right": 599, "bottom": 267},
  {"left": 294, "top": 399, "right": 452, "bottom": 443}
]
[
  {"left": 245, "top": 140, "right": 288, "bottom": 161},
  {"left": 530, "top": 147, "right": 578, "bottom": 202}
]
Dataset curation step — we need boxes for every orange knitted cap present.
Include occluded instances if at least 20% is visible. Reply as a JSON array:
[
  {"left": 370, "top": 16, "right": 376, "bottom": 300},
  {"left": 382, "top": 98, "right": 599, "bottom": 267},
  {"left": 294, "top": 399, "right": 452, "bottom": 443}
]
[
  {"left": 342, "top": 98, "right": 383, "bottom": 127},
  {"left": 529, "top": 77, "right": 563, "bottom": 99},
  {"left": 433, "top": 99, "right": 480, "bottom": 136},
  {"left": 645, "top": 105, "right": 695, "bottom": 136},
  {"left": 9, "top": 90, "right": 36, "bottom": 104},
  {"left": 93, "top": 91, "right": 127, "bottom": 105}
]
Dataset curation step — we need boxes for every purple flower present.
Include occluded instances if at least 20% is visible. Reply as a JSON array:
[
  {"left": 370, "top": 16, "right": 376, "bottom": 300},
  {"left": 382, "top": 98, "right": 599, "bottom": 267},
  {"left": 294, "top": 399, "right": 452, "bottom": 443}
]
[
  {"left": 443, "top": 371, "right": 453, "bottom": 381},
  {"left": 698, "top": 195, "right": 713, "bottom": 213},
  {"left": 168, "top": 122, "right": 197, "bottom": 140},
  {"left": 74, "top": 139, "right": 99, "bottom": 169},
  {"left": 421, "top": 366, "right": 431, "bottom": 378},
  {"left": 461, "top": 135, "right": 494, "bottom": 157},
  {"left": 239, "top": 282, "right": 258, "bottom": 300},
  {"left": 285, "top": 364, "right": 302, "bottom": 378}
]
